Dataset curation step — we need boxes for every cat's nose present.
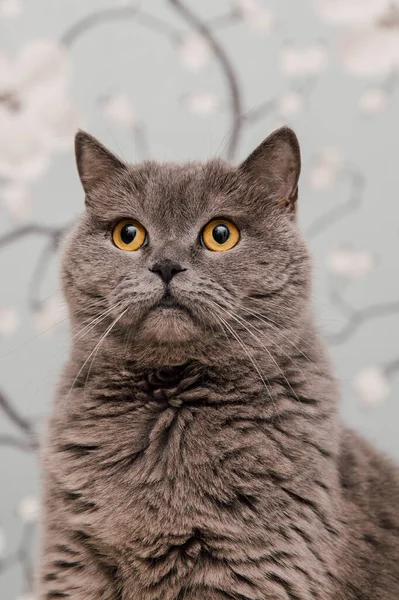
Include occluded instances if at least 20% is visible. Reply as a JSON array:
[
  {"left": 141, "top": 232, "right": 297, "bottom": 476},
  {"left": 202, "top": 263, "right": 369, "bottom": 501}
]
[{"left": 150, "top": 261, "right": 186, "bottom": 285}]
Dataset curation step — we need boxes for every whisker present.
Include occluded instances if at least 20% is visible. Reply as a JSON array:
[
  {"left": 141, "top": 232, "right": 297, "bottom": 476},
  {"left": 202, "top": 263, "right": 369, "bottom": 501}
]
[
  {"left": 225, "top": 304, "right": 311, "bottom": 386},
  {"left": 72, "top": 303, "right": 121, "bottom": 343},
  {"left": 64, "top": 307, "right": 129, "bottom": 404},
  {"left": 215, "top": 303, "right": 301, "bottom": 403},
  {"left": 240, "top": 306, "right": 317, "bottom": 363},
  {"left": 209, "top": 303, "right": 279, "bottom": 422}
]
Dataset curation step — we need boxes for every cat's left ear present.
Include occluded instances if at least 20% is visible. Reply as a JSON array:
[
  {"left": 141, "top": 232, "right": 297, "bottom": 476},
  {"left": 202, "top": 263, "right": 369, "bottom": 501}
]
[
  {"left": 239, "top": 127, "right": 301, "bottom": 216},
  {"left": 75, "top": 130, "right": 127, "bottom": 200}
]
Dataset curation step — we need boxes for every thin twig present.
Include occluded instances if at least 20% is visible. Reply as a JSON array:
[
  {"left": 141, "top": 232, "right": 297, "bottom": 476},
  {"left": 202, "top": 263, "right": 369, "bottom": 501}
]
[
  {"left": 306, "top": 168, "right": 365, "bottom": 240},
  {"left": 0, "top": 223, "right": 68, "bottom": 250},
  {"left": 327, "top": 300, "right": 399, "bottom": 345},
  {"left": 0, "top": 389, "right": 38, "bottom": 450},
  {"left": 384, "top": 357, "right": 399, "bottom": 378},
  {"left": 61, "top": 6, "right": 179, "bottom": 47},
  {"left": 169, "top": 0, "right": 243, "bottom": 160}
]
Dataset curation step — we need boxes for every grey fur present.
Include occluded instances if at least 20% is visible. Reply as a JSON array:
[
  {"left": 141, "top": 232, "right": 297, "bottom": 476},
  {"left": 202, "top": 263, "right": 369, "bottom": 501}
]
[{"left": 37, "top": 128, "right": 399, "bottom": 599}]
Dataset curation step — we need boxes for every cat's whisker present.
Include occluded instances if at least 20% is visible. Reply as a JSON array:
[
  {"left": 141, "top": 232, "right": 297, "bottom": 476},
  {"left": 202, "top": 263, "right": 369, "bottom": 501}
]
[
  {"left": 239, "top": 306, "right": 324, "bottom": 377},
  {"left": 214, "top": 302, "right": 301, "bottom": 404},
  {"left": 65, "top": 307, "right": 129, "bottom": 404},
  {"left": 222, "top": 302, "right": 311, "bottom": 387},
  {"left": 72, "top": 303, "right": 121, "bottom": 343},
  {"left": 0, "top": 297, "right": 109, "bottom": 362},
  {"left": 242, "top": 307, "right": 318, "bottom": 358},
  {"left": 209, "top": 304, "right": 279, "bottom": 422},
  {"left": 27, "top": 303, "right": 125, "bottom": 415}
]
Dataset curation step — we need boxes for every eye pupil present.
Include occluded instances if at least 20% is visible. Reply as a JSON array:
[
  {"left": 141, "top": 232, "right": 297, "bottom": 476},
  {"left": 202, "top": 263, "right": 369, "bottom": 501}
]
[
  {"left": 212, "top": 224, "right": 230, "bottom": 245},
  {"left": 120, "top": 224, "right": 137, "bottom": 245}
]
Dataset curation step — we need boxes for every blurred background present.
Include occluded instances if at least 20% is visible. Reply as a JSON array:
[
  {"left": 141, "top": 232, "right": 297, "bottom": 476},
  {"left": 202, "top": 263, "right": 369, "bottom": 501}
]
[{"left": 0, "top": 0, "right": 398, "bottom": 597}]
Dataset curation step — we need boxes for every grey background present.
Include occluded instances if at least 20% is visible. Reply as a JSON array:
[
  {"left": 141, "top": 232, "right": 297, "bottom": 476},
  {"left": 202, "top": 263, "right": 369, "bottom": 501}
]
[{"left": 0, "top": 0, "right": 398, "bottom": 598}]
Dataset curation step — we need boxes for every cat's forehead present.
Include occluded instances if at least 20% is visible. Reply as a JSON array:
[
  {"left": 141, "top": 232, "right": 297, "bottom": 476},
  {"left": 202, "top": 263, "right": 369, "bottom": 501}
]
[{"left": 116, "top": 159, "right": 239, "bottom": 228}]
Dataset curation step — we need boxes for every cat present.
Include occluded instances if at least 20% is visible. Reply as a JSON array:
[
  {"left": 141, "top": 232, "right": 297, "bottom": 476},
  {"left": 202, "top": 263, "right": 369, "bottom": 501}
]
[{"left": 37, "top": 127, "right": 399, "bottom": 600}]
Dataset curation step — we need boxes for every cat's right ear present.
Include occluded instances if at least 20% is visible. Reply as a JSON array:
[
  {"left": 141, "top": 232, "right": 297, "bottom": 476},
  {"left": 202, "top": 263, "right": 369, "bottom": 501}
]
[{"left": 75, "top": 130, "right": 127, "bottom": 201}]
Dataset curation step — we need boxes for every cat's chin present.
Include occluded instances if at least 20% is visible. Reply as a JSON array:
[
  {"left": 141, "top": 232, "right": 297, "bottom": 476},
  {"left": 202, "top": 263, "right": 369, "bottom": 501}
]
[{"left": 138, "top": 306, "right": 200, "bottom": 344}]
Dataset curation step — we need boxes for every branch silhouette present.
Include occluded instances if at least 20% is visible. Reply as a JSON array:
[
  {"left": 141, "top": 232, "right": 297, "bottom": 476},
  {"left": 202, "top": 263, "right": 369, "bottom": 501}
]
[{"left": 169, "top": 0, "right": 243, "bottom": 160}]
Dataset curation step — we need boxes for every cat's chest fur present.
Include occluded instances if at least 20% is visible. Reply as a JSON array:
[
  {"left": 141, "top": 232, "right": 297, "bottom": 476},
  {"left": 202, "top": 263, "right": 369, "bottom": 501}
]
[{"left": 52, "top": 362, "right": 338, "bottom": 598}]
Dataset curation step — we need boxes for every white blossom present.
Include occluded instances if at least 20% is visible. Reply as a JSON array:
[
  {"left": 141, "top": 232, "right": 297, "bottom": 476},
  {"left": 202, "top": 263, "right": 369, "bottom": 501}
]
[
  {"left": 0, "top": 306, "right": 20, "bottom": 335},
  {"left": 184, "top": 92, "right": 219, "bottom": 116},
  {"left": 281, "top": 42, "right": 327, "bottom": 77},
  {"left": 327, "top": 247, "right": 374, "bottom": 279},
  {"left": 236, "top": 0, "right": 274, "bottom": 32},
  {"left": 0, "top": 0, "right": 22, "bottom": 17},
  {"left": 17, "top": 496, "right": 39, "bottom": 522},
  {"left": 1, "top": 182, "right": 32, "bottom": 220},
  {"left": 309, "top": 147, "right": 342, "bottom": 190},
  {"left": 359, "top": 87, "right": 388, "bottom": 114},
  {"left": 339, "top": 24, "right": 399, "bottom": 77},
  {"left": 315, "top": 0, "right": 393, "bottom": 25},
  {"left": 353, "top": 366, "right": 390, "bottom": 406},
  {"left": 102, "top": 92, "right": 136, "bottom": 129},
  {"left": 179, "top": 35, "right": 210, "bottom": 71},
  {"left": 0, "top": 39, "right": 80, "bottom": 180},
  {"left": 277, "top": 90, "right": 303, "bottom": 117}
]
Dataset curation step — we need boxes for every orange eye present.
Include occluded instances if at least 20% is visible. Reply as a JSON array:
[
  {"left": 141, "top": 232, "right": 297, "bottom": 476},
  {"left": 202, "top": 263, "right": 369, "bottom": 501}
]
[
  {"left": 201, "top": 219, "right": 240, "bottom": 252},
  {"left": 112, "top": 220, "right": 147, "bottom": 252}
]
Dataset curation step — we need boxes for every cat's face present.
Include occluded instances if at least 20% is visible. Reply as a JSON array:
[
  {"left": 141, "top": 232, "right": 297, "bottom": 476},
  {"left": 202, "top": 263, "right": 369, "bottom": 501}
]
[{"left": 62, "top": 128, "right": 311, "bottom": 364}]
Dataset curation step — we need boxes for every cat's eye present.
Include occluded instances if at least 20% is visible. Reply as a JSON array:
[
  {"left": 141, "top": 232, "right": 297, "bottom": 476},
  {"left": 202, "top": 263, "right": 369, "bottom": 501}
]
[
  {"left": 112, "top": 220, "right": 147, "bottom": 252},
  {"left": 201, "top": 219, "right": 240, "bottom": 252}
]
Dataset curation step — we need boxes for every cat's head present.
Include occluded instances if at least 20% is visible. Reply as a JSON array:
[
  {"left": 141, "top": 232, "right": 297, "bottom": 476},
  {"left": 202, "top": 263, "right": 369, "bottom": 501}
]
[{"left": 62, "top": 127, "right": 311, "bottom": 366}]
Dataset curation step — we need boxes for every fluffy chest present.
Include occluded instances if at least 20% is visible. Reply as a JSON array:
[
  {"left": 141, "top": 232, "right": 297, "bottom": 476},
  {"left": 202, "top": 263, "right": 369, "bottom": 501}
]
[
  {"left": 52, "top": 366, "right": 337, "bottom": 598},
  {"left": 55, "top": 367, "right": 294, "bottom": 535}
]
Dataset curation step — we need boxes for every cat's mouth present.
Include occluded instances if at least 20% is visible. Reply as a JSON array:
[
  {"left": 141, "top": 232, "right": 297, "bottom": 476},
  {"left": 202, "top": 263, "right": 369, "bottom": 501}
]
[{"left": 152, "top": 295, "right": 192, "bottom": 315}]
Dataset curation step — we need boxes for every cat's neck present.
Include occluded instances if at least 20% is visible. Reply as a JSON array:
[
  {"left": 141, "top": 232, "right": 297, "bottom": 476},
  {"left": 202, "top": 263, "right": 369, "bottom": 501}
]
[{"left": 66, "top": 314, "right": 337, "bottom": 418}]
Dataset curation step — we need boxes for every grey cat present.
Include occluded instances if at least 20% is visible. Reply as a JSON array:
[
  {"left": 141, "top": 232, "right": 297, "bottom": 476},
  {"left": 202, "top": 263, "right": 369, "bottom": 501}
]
[{"left": 38, "top": 127, "right": 399, "bottom": 600}]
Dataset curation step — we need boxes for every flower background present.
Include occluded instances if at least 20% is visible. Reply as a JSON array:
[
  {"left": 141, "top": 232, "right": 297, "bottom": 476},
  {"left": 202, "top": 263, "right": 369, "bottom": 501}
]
[{"left": 0, "top": 0, "right": 398, "bottom": 597}]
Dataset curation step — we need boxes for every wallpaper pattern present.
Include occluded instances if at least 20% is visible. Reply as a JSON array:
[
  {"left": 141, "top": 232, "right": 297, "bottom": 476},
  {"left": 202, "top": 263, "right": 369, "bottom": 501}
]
[{"left": 0, "top": 0, "right": 398, "bottom": 597}]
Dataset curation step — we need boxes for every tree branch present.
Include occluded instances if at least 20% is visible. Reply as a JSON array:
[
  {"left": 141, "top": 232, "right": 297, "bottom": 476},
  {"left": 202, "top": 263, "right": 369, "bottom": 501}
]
[
  {"left": 327, "top": 299, "right": 399, "bottom": 345},
  {"left": 61, "top": 6, "right": 179, "bottom": 47},
  {"left": 169, "top": 0, "right": 243, "bottom": 160},
  {"left": 306, "top": 168, "right": 365, "bottom": 241},
  {"left": 0, "top": 390, "right": 38, "bottom": 451}
]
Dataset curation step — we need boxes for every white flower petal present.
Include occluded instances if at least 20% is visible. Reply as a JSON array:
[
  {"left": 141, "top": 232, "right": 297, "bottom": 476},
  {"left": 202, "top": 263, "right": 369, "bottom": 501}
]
[
  {"left": 37, "top": 96, "right": 80, "bottom": 150},
  {"left": 309, "top": 147, "right": 343, "bottom": 189},
  {"left": 185, "top": 92, "right": 219, "bottom": 116},
  {"left": 315, "top": 0, "right": 392, "bottom": 25},
  {"left": 359, "top": 88, "right": 388, "bottom": 114},
  {"left": 17, "top": 39, "right": 70, "bottom": 98},
  {"left": 0, "top": 113, "right": 49, "bottom": 180},
  {"left": 0, "top": 0, "right": 22, "bottom": 18},
  {"left": 179, "top": 35, "right": 210, "bottom": 71},
  {"left": 277, "top": 90, "right": 303, "bottom": 116},
  {"left": 327, "top": 247, "right": 373, "bottom": 278},
  {"left": 0, "top": 306, "right": 20, "bottom": 335},
  {"left": 1, "top": 182, "right": 32, "bottom": 220},
  {"left": 17, "top": 496, "right": 39, "bottom": 522},
  {"left": 340, "top": 26, "right": 399, "bottom": 77},
  {"left": 102, "top": 92, "right": 136, "bottom": 129},
  {"left": 281, "top": 42, "right": 327, "bottom": 77},
  {"left": 236, "top": 0, "right": 274, "bottom": 32},
  {"left": 0, "top": 51, "right": 16, "bottom": 95},
  {"left": 353, "top": 367, "right": 390, "bottom": 406},
  {"left": 309, "top": 164, "right": 335, "bottom": 189}
]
